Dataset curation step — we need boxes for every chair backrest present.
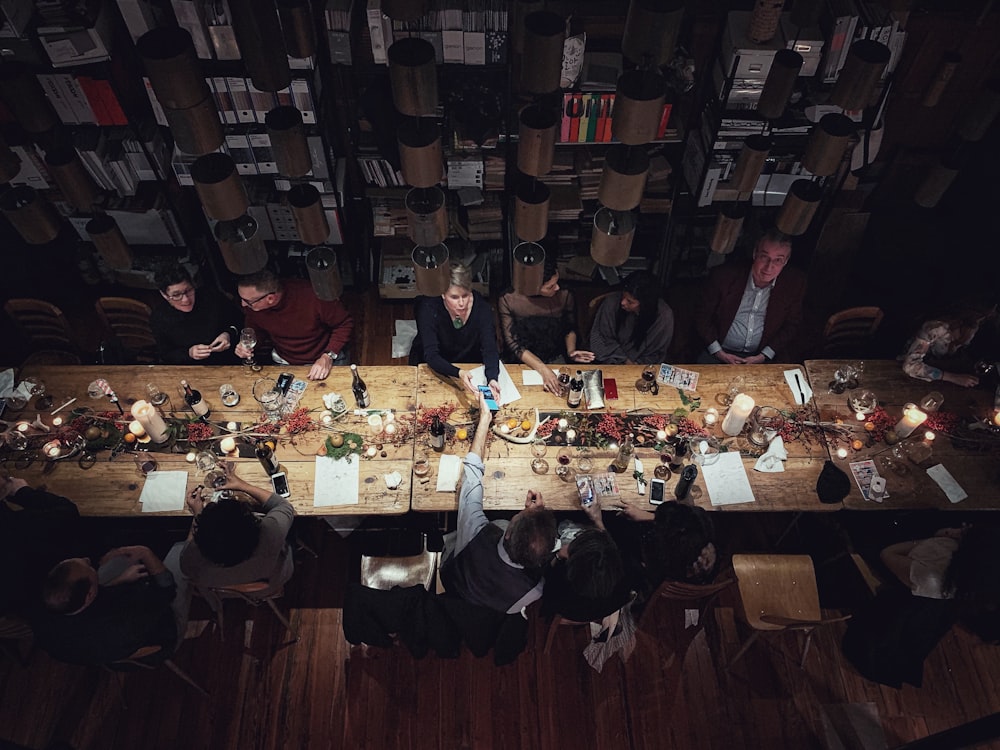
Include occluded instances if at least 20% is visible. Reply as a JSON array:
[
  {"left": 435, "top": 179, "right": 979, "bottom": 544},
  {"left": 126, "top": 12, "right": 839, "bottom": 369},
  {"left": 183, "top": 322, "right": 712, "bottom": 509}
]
[
  {"left": 657, "top": 576, "right": 734, "bottom": 604},
  {"left": 821, "top": 306, "right": 884, "bottom": 357},
  {"left": 95, "top": 297, "right": 157, "bottom": 360},
  {"left": 732, "top": 554, "right": 821, "bottom": 631},
  {"left": 360, "top": 531, "right": 440, "bottom": 591},
  {"left": 582, "top": 292, "right": 615, "bottom": 349},
  {"left": 211, "top": 580, "right": 273, "bottom": 597},
  {"left": 4, "top": 298, "right": 76, "bottom": 351}
]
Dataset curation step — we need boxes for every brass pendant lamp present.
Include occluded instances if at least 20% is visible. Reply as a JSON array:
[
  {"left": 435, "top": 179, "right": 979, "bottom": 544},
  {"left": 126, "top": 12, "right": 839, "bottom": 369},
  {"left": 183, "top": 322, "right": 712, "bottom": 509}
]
[
  {"left": 756, "top": 49, "right": 803, "bottom": 121},
  {"left": 86, "top": 214, "right": 132, "bottom": 270},
  {"left": 521, "top": 11, "right": 566, "bottom": 95},
  {"left": 517, "top": 104, "right": 558, "bottom": 177},
  {"left": 0, "top": 65, "right": 59, "bottom": 135},
  {"left": 288, "top": 184, "right": 330, "bottom": 245},
  {"left": 388, "top": 38, "right": 438, "bottom": 117},
  {"left": 622, "top": 0, "right": 684, "bottom": 69},
  {"left": 775, "top": 179, "right": 822, "bottom": 236},
  {"left": 514, "top": 178, "right": 550, "bottom": 243},
  {"left": 591, "top": 207, "right": 636, "bottom": 267},
  {"left": 921, "top": 51, "right": 961, "bottom": 108},
  {"left": 512, "top": 242, "right": 545, "bottom": 296},
  {"left": 0, "top": 185, "right": 62, "bottom": 244},
  {"left": 398, "top": 119, "right": 443, "bottom": 188},
  {"left": 830, "top": 40, "right": 890, "bottom": 111},
  {"left": 598, "top": 145, "right": 649, "bottom": 212},
  {"left": 214, "top": 214, "right": 269, "bottom": 274},
  {"left": 730, "top": 134, "right": 772, "bottom": 193},
  {"left": 801, "top": 112, "right": 855, "bottom": 177},
  {"left": 612, "top": 70, "right": 667, "bottom": 146},
  {"left": 406, "top": 186, "right": 448, "bottom": 247},
  {"left": 277, "top": 0, "right": 316, "bottom": 59},
  {"left": 192, "top": 153, "right": 249, "bottom": 221},
  {"left": 230, "top": 0, "right": 291, "bottom": 92},
  {"left": 709, "top": 203, "right": 747, "bottom": 255},
  {"left": 412, "top": 244, "right": 451, "bottom": 296},
  {"left": 44, "top": 147, "right": 101, "bottom": 213},
  {"left": 306, "top": 246, "right": 343, "bottom": 301},
  {"left": 748, "top": 0, "right": 784, "bottom": 44},
  {"left": 265, "top": 106, "right": 312, "bottom": 177}
]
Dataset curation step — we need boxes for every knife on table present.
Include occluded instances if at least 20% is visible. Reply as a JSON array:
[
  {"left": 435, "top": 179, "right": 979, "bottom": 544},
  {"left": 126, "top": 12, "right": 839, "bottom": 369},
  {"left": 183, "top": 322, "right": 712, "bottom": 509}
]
[{"left": 793, "top": 372, "right": 806, "bottom": 404}]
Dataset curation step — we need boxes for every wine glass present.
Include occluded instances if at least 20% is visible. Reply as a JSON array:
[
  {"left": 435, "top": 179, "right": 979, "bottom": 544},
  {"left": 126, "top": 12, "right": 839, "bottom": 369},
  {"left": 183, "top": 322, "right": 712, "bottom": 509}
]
[
  {"left": 555, "top": 448, "right": 575, "bottom": 481},
  {"left": 195, "top": 451, "right": 219, "bottom": 472},
  {"left": 23, "top": 376, "right": 52, "bottom": 410},
  {"left": 720, "top": 375, "right": 745, "bottom": 406},
  {"left": 848, "top": 390, "right": 878, "bottom": 418},
  {"left": 146, "top": 383, "right": 168, "bottom": 406},
  {"left": 87, "top": 379, "right": 108, "bottom": 400},
  {"left": 240, "top": 327, "right": 261, "bottom": 372},
  {"left": 530, "top": 439, "right": 549, "bottom": 474},
  {"left": 577, "top": 448, "right": 594, "bottom": 473}
]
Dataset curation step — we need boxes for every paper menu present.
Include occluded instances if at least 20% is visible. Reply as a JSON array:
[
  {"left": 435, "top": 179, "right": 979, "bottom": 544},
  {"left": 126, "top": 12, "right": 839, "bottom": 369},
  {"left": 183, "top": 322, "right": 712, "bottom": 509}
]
[
  {"left": 702, "top": 452, "right": 755, "bottom": 506},
  {"left": 139, "top": 471, "right": 188, "bottom": 513},
  {"left": 926, "top": 464, "right": 968, "bottom": 503},
  {"left": 314, "top": 456, "right": 360, "bottom": 506},
  {"left": 657, "top": 364, "right": 699, "bottom": 392},
  {"left": 469, "top": 362, "right": 521, "bottom": 405}
]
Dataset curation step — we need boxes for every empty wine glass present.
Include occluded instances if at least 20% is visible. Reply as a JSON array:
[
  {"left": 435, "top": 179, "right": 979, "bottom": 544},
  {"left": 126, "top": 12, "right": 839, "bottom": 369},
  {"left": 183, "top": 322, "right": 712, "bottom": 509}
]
[
  {"left": 530, "top": 439, "right": 549, "bottom": 474},
  {"left": 848, "top": 389, "right": 878, "bottom": 418},
  {"left": 720, "top": 375, "right": 745, "bottom": 406},
  {"left": 195, "top": 451, "right": 219, "bottom": 472},
  {"left": 577, "top": 448, "right": 594, "bottom": 473},
  {"left": 87, "top": 379, "right": 108, "bottom": 400},
  {"left": 22, "top": 376, "right": 51, "bottom": 410},
  {"left": 240, "top": 327, "right": 261, "bottom": 372},
  {"left": 146, "top": 383, "right": 168, "bottom": 406}
]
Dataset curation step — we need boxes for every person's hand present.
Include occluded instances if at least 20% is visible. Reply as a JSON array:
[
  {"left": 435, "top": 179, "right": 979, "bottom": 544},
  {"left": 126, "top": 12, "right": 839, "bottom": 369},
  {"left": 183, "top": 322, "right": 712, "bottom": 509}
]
[
  {"left": 105, "top": 562, "right": 150, "bottom": 586},
  {"left": 186, "top": 486, "right": 207, "bottom": 515},
  {"left": 715, "top": 351, "right": 745, "bottom": 365},
  {"left": 234, "top": 342, "right": 253, "bottom": 359},
  {"left": 743, "top": 353, "right": 767, "bottom": 365},
  {"left": 488, "top": 379, "right": 501, "bottom": 402},
  {"left": 525, "top": 489, "right": 544, "bottom": 509},
  {"left": 308, "top": 354, "right": 333, "bottom": 381},
  {"left": 0, "top": 474, "right": 28, "bottom": 501},
  {"left": 539, "top": 366, "right": 562, "bottom": 395},
  {"left": 188, "top": 343, "right": 214, "bottom": 360},
  {"left": 476, "top": 390, "right": 494, "bottom": 426},
  {"left": 568, "top": 349, "right": 595, "bottom": 364},
  {"left": 582, "top": 497, "right": 605, "bottom": 528},
  {"left": 610, "top": 500, "right": 654, "bottom": 522},
  {"left": 209, "top": 331, "right": 231, "bottom": 352},
  {"left": 216, "top": 461, "right": 248, "bottom": 492},
  {"left": 942, "top": 371, "right": 979, "bottom": 387},
  {"left": 459, "top": 370, "right": 479, "bottom": 395}
]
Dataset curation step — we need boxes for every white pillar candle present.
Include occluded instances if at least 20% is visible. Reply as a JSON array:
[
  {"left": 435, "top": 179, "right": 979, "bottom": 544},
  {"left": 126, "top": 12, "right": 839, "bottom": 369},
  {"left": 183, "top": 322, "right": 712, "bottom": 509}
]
[
  {"left": 220, "top": 437, "right": 237, "bottom": 454},
  {"left": 131, "top": 400, "right": 170, "bottom": 443},
  {"left": 895, "top": 405, "right": 928, "bottom": 438},
  {"left": 365, "top": 445, "right": 378, "bottom": 457},
  {"left": 722, "top": 394, "right": 755, "bottom": 436}
]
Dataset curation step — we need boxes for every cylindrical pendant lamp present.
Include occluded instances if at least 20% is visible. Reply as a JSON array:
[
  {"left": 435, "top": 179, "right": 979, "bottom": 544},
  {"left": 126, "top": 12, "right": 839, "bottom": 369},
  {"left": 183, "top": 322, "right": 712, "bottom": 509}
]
[
  {"left": 398, "top": 120, "right": 442, "bottom": 188},
  {"left": 709, "top": 203, "right": 747, "bottom": 255},
  {"left": 622, "top": 0, "right": 684, "bottom": 69},
  {"left": 214, "top": 214, "right": 269, "bottom": 274},
  {"left": 514, "top": 179, "right": 550, "bottom": 242},
  {"left": 265, "top": 106, "right": 312, "bottom": 177},
  {"left": 512, "top": 0, "right": 544, "bottom": 55},
  {"left": 0, "top": 66, "right": 59, "bottom": 134},
  {"left": 0, "top": 186, "right": 62, "bottom": 244},
  {"left": 748, "top": 0, "right": 784, "bottom": 44},
  {"left": 591, "top": 207, "right": 636, "bottom": 267},
  {"left": 791, "top": 0, "right": 824, "bottom": 28},
  {"left": 598, "top": 145, "right": 649, "bottom": 211},
  {"left": 613, "top": 71, "right": 667, "bottom": 146},
  {"left": 86, "top": 214, "right": 132, "bottom": 270},
  {"left": 306, "top": 246, "right": 343, "bottom": 300},
  {"left": 405, "top": 186, "right": 448, "bottom": 246},
  {"left": 757, "top": 49, "right": 803, "bottom": 120},
  {"left": 412, "top": 243, "right": 450, "bottom": 296},
  {"left": 830, "top": 40, "right": 890, "bottom": 111},
  {"left": 277, "top": 0, "right": 316, "bottom": 59},
  {"left": 914, "top": 151, "right": 963, "bottom": 208},
  {"left": 0, "top": 134, "right": 20, "bottom": 184},
  {"left": 956, "top": 78, "right": 1000, "bottom": 142},
  {"left": 730, "top": 134, "right": 772, "bottom": 193},
  {"left": 521, "top": 11, "right": 566, "bottom": 95},
  {"left": 192, "top": 153, "right": 249, "bottom": 221},
  {"left": 162, "top": 97, "right": 224, "bottom": 156},
  {"left": 230, "top": 0, "right": 291, "bottom": 92},
  {"left": 388, "top": 38, "right": 438, "bottom": 117},
  {"left": 44, "top": 147, "right": 101, "bottom": 213},
  {"left": 512, "top": 242, "right": 545, "bottom": 296},
  {"left": 138, "top": 27, "right": 211, "bottom": 109},
  {"left": 383, "top": 0, "right": 429, "bottom": 21},
  {"left": 517, "top": 104, "right": 558, "bottom": 177},
  {"left": 802, "top": 112, "right": 855, "bottom": 177},
  {"left": 288, "top": 184, "right": 330, "bottom": 245},
  {"left": 775, "top": 179, "right": 822, "bottom": 236},
  {"left": 921, "top": 51, "right": 961, "bottom": 108}
]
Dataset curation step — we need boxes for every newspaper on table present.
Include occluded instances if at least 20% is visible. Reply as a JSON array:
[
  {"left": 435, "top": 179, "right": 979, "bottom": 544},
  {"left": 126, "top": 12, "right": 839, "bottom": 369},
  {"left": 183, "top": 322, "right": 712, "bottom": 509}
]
[{"left": 657, "top": 364, "right": 699, "bottom": 392}]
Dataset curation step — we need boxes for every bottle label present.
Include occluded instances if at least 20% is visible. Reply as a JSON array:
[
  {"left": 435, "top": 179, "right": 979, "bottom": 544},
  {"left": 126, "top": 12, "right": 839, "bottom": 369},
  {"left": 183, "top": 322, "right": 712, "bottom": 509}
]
[
  {"left": 355, "top": 389, "right": 370, "bottom": 408},
  {"left": 568, "top": 391, "right": 582, "bottom": 407},
  {"left": 191, "top": 399, "right": 209, "bottom": 417}
]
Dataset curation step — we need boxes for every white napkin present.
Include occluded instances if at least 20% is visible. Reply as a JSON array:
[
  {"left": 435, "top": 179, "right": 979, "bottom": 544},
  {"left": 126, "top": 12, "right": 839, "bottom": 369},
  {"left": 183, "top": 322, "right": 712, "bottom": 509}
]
[
  {"left": 0, "top": 369, "right": 33, "bottom": 400},
  {"left": 436, "top": 454, "right": 463, "bottom": 492},
  {"left": 754, "top": 435, "right": 788, "bottom": 472},
  {"left": 392, "top": 320, "right": 418, "bottom": 359},
  {"left": 138, "top": 471, "right": 188, "bottom": 513},
  {"left": 926, "top": 464, "right": 968, "bottom": 504},
  {"left": 783, "top": 368, "right": 813, "bottom": 405}
]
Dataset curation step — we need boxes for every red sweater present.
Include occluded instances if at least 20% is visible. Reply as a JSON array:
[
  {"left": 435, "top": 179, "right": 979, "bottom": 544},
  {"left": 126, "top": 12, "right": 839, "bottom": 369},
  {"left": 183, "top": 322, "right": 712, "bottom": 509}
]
[{"left": 244, "top": 278, "right": 353, "bottom": 365}]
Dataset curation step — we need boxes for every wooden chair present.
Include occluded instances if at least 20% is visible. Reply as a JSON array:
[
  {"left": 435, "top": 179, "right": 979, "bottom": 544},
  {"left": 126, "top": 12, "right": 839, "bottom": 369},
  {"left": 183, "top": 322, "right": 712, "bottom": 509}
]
[
  {"left": 94, "top": 297, "right": 157, "bottom": 363},
  {"left": 821, "top": 306, "right": 884, "bottom": 357},
  {"left": 360, "top": 532, "right": 440, "bottom": 593},
  {"left": 729, "top": 554, "right": 850, "bottom": 669},
  {"left": 653, "top": 575, "right": 735, "bottom": 627},
  {"left": 3, "top": 298, "right": 78, "bottom": 353},
  {"left": 106, "top": 644, "right": 209, "bottom": 703},
  {"left": 207, "top": 581, "right": 299, "bottom": 643}
]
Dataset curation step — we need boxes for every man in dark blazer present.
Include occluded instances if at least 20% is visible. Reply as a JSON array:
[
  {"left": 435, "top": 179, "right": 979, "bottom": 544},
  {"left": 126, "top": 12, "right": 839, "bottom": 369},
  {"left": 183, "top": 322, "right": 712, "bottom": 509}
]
[{"left": 695, "top": 230, "right": 806, "bottom": 364}]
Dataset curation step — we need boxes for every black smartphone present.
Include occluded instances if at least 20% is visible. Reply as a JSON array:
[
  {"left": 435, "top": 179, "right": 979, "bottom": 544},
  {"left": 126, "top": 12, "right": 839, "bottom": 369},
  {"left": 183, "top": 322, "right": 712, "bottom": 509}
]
[
  {"left": 649, "top": 478, "right": 665, "bottom": 505},
  {"left": 276, "top": 372, "right": 294, "bottom": 395},
  {"left": 270, "top": 472, "right": 290, "bottom": 498},
  {"left": 674, "top": 465, "right": 698, "bottom": 501},
  {"left": 478, "top": 384, "right": 500, "bottom": 411}
]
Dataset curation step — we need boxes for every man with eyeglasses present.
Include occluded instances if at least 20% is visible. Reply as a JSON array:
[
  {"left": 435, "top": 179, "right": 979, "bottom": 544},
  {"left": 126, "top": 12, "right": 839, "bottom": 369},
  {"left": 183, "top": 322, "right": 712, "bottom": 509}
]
[
  {"left": 151, "top": 266, "right": 241, "bottom": 365},
  {"left": 695, "top": 229, "right": 806, "bottom": 364},
  {"left": 234, "top": 269, "right": 353, "bottom": 380}
]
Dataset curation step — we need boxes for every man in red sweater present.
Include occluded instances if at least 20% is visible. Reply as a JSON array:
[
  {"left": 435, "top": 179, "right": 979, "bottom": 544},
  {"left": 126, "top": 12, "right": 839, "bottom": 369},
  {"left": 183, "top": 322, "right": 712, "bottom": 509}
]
[{"left": 234, "top": 269, "right": 354, "bottom": 380}]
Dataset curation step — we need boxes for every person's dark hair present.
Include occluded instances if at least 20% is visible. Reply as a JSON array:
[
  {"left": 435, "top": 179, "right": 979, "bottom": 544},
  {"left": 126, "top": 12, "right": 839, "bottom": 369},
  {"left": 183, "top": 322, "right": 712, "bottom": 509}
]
[
  {"left": 42, "top": 560, "right": 91, "bottom": 614},
  {"left": 616, "top": 271, "right": 661, "bottom": 349},
  {"left": 237, "top": 269, "right": 281, "bottom": 295},
  {"left": 946, "top": 525, "right": 1000, "bottom": 643},
  {"left": 542, "top": 251, "right": 558, "bottom": 284},
  {"left": 565, "top": 529, "right": 625, "bottom": 600},
  {"left": 504, "top": 509, "right": 558, "bottom": 569},
  {"left": 641, "top": 502, "right": 719, "bottom": 585},
  {"left": 193, "top": 498, "right": 261, "bottom": 566},
  {"left": 757, "top": 228, "right": 793, "bottom": 255},
  {"left": 155, "top": 265, "right": 193, "bottom": 293}
]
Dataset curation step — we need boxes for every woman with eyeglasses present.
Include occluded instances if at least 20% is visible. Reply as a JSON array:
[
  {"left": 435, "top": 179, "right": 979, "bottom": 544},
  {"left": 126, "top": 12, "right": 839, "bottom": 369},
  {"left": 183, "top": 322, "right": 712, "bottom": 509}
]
[{"left": 150, "top": 265, "right": 242, "bottom": 365}]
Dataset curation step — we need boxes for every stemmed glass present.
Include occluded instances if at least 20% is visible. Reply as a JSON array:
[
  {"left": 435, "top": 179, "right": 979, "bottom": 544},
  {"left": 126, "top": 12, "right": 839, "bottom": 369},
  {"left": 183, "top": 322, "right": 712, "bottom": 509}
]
[
  {"left": 635, "top": 365, "right": 659, "bottom": 395},
  {"left": 23, "top": 376, "right": 51, "bottom": 410},
  {"left": 240, "top": 327, "right": 261, "bottom": 372},
  {"left": 719, "top": 375, "right": 745, "bottom": 406},
  {"left": 530, "top": 439, "right": 549, "bottom": 474},
  {"left": 146, "top": 383, "right": 168, "bottom": 407}
]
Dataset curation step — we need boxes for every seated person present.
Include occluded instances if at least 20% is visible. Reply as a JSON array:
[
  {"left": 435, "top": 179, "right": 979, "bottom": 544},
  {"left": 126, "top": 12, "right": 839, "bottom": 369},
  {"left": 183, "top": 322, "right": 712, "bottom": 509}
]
[
  {"left": 233, "top": 268, "right": 354, "bottom": 381},
  {"left": 542, "top": 499, "right": 630, "bottom": 623},
  {"left": 498, "top": 264, "right": 594, "bottom": 395},
  {"left": 150, "top": 265, "right": 242, "bottom": 365},
  {"left": 32, "top": 545, "right": 180, "bottom": 665},
  {"left": 440, "top": 393, "right": 557, "bottom": 614},
  {"left": 900, "top": 299, "right": 997, "bottom": 387},
  {"left": 694, "top": 230, "right": 806, "bottom": 364},
  {"left": 179, "top": 464, "right": 295, "bottom": 612},
  {"left": 590, "top": 271, "right": 674, "bottom": 365},
  {"left": 410, "top": 264, "right": 501, "bottom": 399}
]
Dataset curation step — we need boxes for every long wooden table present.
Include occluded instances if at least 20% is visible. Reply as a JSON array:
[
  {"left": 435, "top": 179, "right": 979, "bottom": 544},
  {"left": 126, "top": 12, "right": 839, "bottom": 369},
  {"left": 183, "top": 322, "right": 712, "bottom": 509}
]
[{"left": 805, "top": 359, "right": 1000, "bottom": 510}]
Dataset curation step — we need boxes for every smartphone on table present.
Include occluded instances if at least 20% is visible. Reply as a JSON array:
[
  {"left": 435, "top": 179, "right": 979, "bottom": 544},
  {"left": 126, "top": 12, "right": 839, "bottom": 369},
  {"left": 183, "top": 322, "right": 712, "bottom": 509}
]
[
  {"left": 270, "top": 472, "right": 290, "bottom": 498},
  {"left": 649, "top": 478, "right": 666, "bottom": 505},
  {"left": 478, "top": 384, "right": 500, "bottom": 411}
]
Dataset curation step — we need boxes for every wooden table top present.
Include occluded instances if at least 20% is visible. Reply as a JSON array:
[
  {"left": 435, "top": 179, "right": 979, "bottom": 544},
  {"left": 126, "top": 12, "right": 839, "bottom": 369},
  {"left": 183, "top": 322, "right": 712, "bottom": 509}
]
[
  {"left": 4, "top": 365, "right": 417, "bottom": 517},
  {"left": 804, "top": 359, "right": 1000, "bottom": 510}
]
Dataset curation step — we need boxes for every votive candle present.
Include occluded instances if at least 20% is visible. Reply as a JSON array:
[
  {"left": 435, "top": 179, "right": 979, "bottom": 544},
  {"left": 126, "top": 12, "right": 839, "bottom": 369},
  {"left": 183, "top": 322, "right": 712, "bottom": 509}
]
[
  {"left": 366, "top": 445, "right": 378, "bottom": 457},
  {"left": 185, "top": 451, "right": 197, "bottom": 463},
  {"left": 321, "top": 411, "right": 333, "bottom": 425},
  {"left": 924, "top": 431, "right": 936, "bottom": 442},
  {"left": 656, "top": 429, "right": 667, "bottom": 441},
  {"left": 52, "top": 416, "right": 63, "bottom": 427},
  {"left": 836, "top": 447, "right": 849, "bottom": 459},
  {"left": 722, "top": 394, "right": 755, "bottom": 436},
  {"left": 128, "top": 420, "right": 147, "bottom": 438},
  {"left": 226, "top": 421, "right": 238, "bottom": 432},
  {"left": 895, "top": 405, "right": 928, "bottom": 438},
  {"left": 855, "top": 412, "right": 866, "bottom": 421},
  {"left": 220, "top": 437, "right": 237, "bottom": 454},
  {"left": 43, "top": 440, "right": 61, "bottom": 458},
  {"left": 558, "top": 418, "right": 569, "bottom": 431},
  {"left": 15, "top": 421, "right": 29, "bottom": 433},
  {"left": 384, "top": 422, "right": 397, "bottom": 436},
  {"left": 565, "top": 429, "right": 576, "bottom": 443},
  {"left": 704, "top": 408, "right": 719, "bottom": 427}
]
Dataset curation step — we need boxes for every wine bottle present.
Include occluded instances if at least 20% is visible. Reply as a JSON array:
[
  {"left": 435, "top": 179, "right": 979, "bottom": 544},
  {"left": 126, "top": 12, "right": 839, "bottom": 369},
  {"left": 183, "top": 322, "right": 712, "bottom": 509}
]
[
  {"left": 669, "top": 440, "right": 687, "bottom": 472},
  {"left": 429, "top": 415, "right": 445, "bottom": 452},
  {"left": 350, "top": 364, "right": 371, "bottom": 408},
  {"left": 180, "top": 379, "right": 210, "bottom": 419},
  {"left": 611, "top": 434, "right": 634, "bottom": 472},
  {"left": 567, "top": 370, "right": 584, "bottom": 408},
  {"left": 255, "top": 440, "right": 280, "bottom": 475}
]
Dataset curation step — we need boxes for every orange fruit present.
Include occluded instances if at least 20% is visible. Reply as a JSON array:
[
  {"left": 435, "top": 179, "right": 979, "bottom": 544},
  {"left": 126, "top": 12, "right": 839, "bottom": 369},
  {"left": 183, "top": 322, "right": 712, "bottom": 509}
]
[
  {"left": 456, "top": 428, "right": 468, "bottom": 440},
  {"left": 506, "top": 418, "right": 519, "bottom": 430},
  {"left": 851, "top": 439, "right": 864, "bottom": 450},
  {"left": 123, "top": 432, "right": 136, "bottom": 444},
  {"left": 520, "top": 420, "right": 532, "bottom": 431}
]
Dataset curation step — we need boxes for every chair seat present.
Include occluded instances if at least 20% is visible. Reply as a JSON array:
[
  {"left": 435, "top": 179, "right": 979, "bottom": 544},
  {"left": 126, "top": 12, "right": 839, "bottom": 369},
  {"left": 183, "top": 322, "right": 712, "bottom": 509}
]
[{"left": 361, "top": 551, "right": 440, "bottom": 591}]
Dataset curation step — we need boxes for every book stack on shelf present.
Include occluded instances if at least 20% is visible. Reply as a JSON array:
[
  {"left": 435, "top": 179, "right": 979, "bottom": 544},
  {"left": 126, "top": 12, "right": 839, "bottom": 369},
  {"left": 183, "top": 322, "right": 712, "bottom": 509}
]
[
  {"left": 324, "top": 0, "right": 355, "bottom": 64},
  {"left": 459, "top": 192, "right": 502, "bottom": 241},
  {"left": 820, "top": 0, "right": 907, "bottom": 85}
]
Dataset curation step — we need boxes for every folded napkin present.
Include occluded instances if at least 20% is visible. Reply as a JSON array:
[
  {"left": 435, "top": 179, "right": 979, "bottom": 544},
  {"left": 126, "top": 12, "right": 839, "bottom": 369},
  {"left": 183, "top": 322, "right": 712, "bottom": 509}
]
[
  {"left": 0, "top": 369, "right": 33, "bottom": 400},
  {"left": 436, "top": 454, "right": 463, "bottom": 492},
  {"left": 754, "top": 435, "right": 788, "bottom": 472},
  {"left": 783, "top": 368, "right": 813, "bottom": 406},
  {"left": 138, "top": 471, "right": 188, "bottom": 513}
]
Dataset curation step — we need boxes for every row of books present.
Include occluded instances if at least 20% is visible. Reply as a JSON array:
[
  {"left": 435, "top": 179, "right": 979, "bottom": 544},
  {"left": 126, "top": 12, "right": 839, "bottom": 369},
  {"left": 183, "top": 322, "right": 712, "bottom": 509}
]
[
  {"left": 35, "top": 72, "right": 129, "bottom": 126},
  {"left": 560, "top": 93, "right": 674, "bottom": 144},
  {"left": 73, "top": 125, "right": 170, "bottom": 197},
  {"left": 821, "top": 0, "right": 907, "bottom": 83},
  {"left": 170, "top": 131, "right": 333, "bottom": 185},
  {"left": 358, "top": 155, "right": 405, "bottom": 188},
  {"left": 366, "top": 0, "right": 506, "bottom": 65}
]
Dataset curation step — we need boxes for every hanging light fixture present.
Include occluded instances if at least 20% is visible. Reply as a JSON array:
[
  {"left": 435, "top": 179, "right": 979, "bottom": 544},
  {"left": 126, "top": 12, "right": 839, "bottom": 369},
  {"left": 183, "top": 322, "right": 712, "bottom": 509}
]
[
  {"left": 411, "top": 244, "right": 450, "bottom": 296},
  {"left": 0, "top": 65, "right": 59, "bottom": 135},
  {"left": 514, "top": 179, "right": 550, "bottom": 242},
  {"left": 305, "top": 246, "right": 343, "bottom": 301},
  {"left": 230, "top": 0, "right": 291, "bottom": 92},
  {"left": 801, "top": 112, "right": 855, "bottom": 177},
  {"left": 612, "top": 70, "right": 667, "bottom": 146},
  {"left": 277, "top": 0, "right": 316, "bottom": 59},
  {"left": 405, "top": 186, "right": 448, "bottom": 247},
  {"left": 730, "top": 134, "right": 772, "bottom": 193},
  {"left": 44, "top": 147, "right": 101, "bottom": 213},
  {"left": 756, "top": 49, "right": 803, "bottom": 121},
  {"left": 265, "top": 106, "right": 312, "bottom": 177},
  {"left": 598, "top": 145, "right": 649, "bottom": 211},
  {"left": 622, "top": 0, "right": 684, "bottom": 69},
  {"left": 511, "top": 0, "right": 544, "bottom": 55},
  {"left": 388, "top": 37, "right": 438, "bottom": 117},
  {"left": 214, "top": 214, "right": 269, "bottom": 274},
  {"left": 748, "top": 0, "right": 784, "bottom": 44},
  {"left": 398, "top": 118, "right": 443, "bottom": 188},
  {"left": 591, "top": 207, "right": 636, "bottom": 267},
  {"left": 830, "top": 40, "right": 890, "bottom": 112},
  {"left": 921, "top": 51, "right": 961, "bottom": 108},
  {"left": 517, "top": 104, "right": 558, "bottom": 177},
  {"left": 775, "top": 179, "right": 822, "bottom": 236},
  {"left": 512, "top": 242, "right": 545, "bottom": 295},
  {"left": 709, "top": 203, "right": 747, "bottom": 255},
  {"left": 86, "top": 213, "right": 132, "bottom": 270},
  {"left": 192, "top": 153, "right": 249, "bottom": 221},
  {"left": 288, "top": 184, "right": 330, "bottom": 245},
  {"left": 0, "top": 185, "right": 62, "bottom": 244},
  {"left": 520, "top": 10, "right": 565, "bottom": 95}
]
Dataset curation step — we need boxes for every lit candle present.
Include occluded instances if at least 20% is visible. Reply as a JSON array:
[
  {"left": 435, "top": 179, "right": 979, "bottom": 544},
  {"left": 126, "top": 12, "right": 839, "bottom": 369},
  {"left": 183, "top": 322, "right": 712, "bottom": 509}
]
[
  {"left": 43, "top": 440, "right": 61, "bottom": 458},
  {"left": 220, "top": 437, "right": 237, "bottom": 454},
  {"left": 384, "top": 422, "right": 397, "bottom": 435},
  {"left": 16, "top": 421, "right": 29, "bottom": 433},
  {"left": 130, "top": 400, "right": 170, "bottom": 443},
  {"left": 558, "top": 418, "right": 568, "bottom": 431},
  {"left": 321, "top": 411, "right": 333, "bottom": 426},
  {"left": 722, "top": 394, "right": 755, "bottom": 436},
  {"left": 366, "top": 445, "right": 378, "bottom": 457},
  {"left": 565, "top": 429, "right": 576, "bottom": 442},
  {"left": 994, "top": 411, "right": 1000, "bottom": 427},
  {"left": 836, "top": 447, "right": 849, "bottom": 459},
  {"left": 855, "top": 412, "right": 866, "bottom": 421},
  {"left": 656, "top": 429, "right": 667, "bottom": 441},
  {"left": 52, "top": 416, "right": 63, "bottom": 427},
  {"left": 128, "top": 421, "right": 148, "bottom": 443},
  {"left": 383, "top": 411, "right": 394, "bottom": 424},
  {"left": 924, "top": 430, "right": 936, "bottom": 442},
  {"left": 895, "top": 404, "right": 928, "bottom": 438},
  {"left": 226, "top": 421, "right": 238, "bottom": 432},
  {"left": 186, "top": 451, "right": 197, "bottom": 463},
  {"left": 704, "top": 407, "right": 719, "bottom": 427}
]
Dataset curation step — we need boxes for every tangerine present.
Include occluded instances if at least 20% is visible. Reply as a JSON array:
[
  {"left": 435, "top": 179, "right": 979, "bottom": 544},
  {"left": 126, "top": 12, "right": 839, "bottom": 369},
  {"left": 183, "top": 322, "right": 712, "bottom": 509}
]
[
  {"left": 123, "top": 432, "right": 136, "bottom": 444},
  {"left": 456, "top": 428, "right": 468, "bottom": 440},
  {"left": 520, "top": 420, "right": 532, "bottom": 431}
]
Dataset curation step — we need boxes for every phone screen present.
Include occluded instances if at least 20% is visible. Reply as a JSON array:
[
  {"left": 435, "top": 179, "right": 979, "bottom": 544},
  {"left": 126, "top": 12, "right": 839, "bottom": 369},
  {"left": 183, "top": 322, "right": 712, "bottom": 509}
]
[
  {"left": 270, "top": 472, "right": 290, "bottom": 497},
  {"left": 478, "top": 385, "right": 500, "bottom": 411},
  {"left": 649, "top": 479, "right": 665, "bottom": 504}
]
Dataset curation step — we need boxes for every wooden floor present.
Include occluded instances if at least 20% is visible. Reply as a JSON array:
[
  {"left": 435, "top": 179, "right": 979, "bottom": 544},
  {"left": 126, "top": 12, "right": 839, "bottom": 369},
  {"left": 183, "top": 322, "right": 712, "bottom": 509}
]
[{"left": 4, "top": 289, "right": 1000, "bottom": 750}]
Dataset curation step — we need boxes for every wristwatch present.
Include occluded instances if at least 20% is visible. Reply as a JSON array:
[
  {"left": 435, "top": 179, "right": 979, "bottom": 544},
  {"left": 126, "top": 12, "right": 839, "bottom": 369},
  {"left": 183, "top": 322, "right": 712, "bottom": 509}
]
[{"left": 324, "top": 351, "right": 337, "bottom": 362}]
